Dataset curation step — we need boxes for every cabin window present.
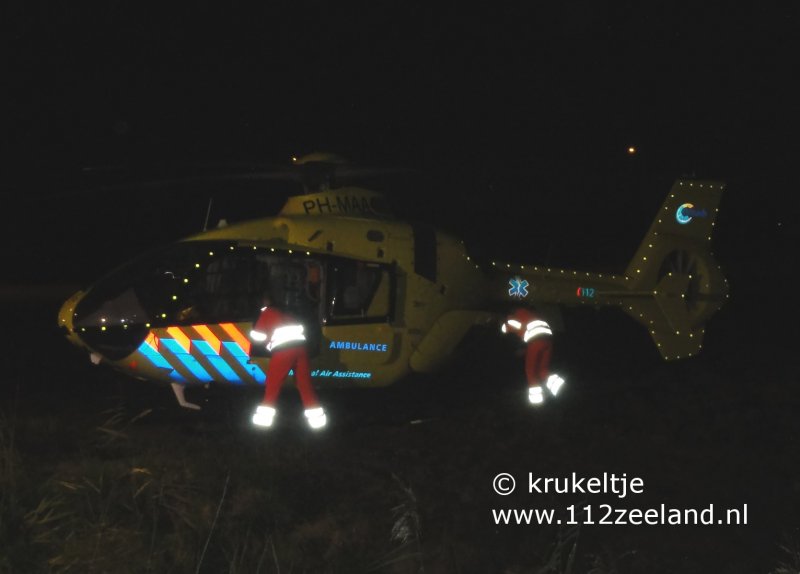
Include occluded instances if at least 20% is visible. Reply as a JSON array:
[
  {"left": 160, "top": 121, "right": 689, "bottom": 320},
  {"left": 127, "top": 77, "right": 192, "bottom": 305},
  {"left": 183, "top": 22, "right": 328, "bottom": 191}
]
[{"left": 324, "top": 259, "right": 394, "bottom": 324}]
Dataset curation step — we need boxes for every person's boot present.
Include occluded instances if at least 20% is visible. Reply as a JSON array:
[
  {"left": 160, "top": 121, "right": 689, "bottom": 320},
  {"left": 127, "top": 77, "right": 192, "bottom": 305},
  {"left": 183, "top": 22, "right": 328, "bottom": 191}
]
[
  {"left": 528, "top": 385, "right": 544, "bottom": 405},
  {"left": 304, "top": 407, "right": 327, "bottom": 429},
  {"left": 252, "top": 405, "right": 276, "bottom": 427},
  {"left": 546, "top": 374, "right": 565, "bottom": 397}
]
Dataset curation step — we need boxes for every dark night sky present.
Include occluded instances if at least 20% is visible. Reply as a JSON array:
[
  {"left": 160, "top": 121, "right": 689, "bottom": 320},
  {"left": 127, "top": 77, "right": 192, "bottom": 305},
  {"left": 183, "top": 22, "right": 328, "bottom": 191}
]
[{"left": 3, "top": 2, "right": 798, "bottom": 286}]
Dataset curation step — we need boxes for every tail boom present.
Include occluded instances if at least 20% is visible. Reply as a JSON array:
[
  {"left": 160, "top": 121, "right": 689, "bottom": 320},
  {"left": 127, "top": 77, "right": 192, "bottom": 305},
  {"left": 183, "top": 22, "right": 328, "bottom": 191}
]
[{"left": 488, "top": 179, "right": 729, "bottom": 360}]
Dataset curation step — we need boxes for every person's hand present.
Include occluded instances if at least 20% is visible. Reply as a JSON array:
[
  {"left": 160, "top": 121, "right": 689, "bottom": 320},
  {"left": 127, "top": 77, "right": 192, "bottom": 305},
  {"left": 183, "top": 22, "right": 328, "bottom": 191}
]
[{"left": 178, "top": 306, "right": 197, "bottom": 321}]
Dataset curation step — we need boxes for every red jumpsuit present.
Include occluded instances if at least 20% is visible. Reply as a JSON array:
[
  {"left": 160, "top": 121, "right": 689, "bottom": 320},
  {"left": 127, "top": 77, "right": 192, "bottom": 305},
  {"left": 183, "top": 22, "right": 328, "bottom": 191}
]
[
  {"left": 502, "top": 308, "right": 553, "bottom": 392},
  {"left": 250, "top": 306, "right": 320, "bottom": 409}
]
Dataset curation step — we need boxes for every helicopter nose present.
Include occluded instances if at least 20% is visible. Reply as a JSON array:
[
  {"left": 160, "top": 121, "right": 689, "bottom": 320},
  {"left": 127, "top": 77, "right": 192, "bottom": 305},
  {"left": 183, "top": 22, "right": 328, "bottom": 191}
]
[{"left": 69, "top": 288, "right": 150, "bottom": 360}]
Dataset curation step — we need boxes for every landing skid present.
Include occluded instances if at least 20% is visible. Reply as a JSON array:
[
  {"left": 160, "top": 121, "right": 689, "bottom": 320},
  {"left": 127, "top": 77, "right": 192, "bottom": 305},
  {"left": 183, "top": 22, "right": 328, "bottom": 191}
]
[{"left": 171, "top": 382, "right": 201, "bottom": 410}]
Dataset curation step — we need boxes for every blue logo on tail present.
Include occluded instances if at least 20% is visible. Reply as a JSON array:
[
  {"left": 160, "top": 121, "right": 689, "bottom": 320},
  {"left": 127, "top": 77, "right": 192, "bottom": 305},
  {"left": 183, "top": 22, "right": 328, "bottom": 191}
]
[{"left": 676, "top": 203, "right": 708, "bottom": 225}]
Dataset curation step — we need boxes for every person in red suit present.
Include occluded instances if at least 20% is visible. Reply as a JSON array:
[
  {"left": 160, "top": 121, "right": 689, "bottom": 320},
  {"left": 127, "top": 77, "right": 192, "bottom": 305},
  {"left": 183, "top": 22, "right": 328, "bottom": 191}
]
[
  {"left": 501, "top": 307, "right": 565, "bottom": 405},
  {"left": 249, "top": 294, "right": 326, "bottom": 429}
]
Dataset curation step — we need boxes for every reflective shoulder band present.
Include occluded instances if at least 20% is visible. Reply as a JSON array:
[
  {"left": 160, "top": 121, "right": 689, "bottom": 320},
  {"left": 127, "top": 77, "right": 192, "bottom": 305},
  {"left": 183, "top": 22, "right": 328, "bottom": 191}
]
[
  {"left": 524, "top": 322, "right": 552, "bottom": 342},
  {"left": 250, "top": 330, "right": 268, "bottom": 342},
  {"left": 268, "top": 324, "right": 306, "bottom": 351},
  {"left": 507, "top": 319, "right": 522, "bottom": 330},
  {"left": 501, "top": 324, "right": 507, "bottom": 333}
]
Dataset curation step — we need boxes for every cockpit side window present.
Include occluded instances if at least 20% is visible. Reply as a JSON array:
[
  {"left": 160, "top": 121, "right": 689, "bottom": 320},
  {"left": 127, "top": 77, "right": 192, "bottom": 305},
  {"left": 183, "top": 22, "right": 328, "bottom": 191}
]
[
  {"left": 75, "top": 241, "right": 392, "bottom": 332},
  {"left": 185, "top": 247, "right": 322, "bottom": 324},
  {"left": 196, "top": 250, "right": 263, "bottom": 320}
]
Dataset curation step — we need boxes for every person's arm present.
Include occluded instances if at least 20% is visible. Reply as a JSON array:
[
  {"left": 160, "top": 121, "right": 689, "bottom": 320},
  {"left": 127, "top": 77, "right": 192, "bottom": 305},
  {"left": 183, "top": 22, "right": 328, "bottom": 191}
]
[{"left": 250, "top": 308, "right": 272, "bottom": 342}]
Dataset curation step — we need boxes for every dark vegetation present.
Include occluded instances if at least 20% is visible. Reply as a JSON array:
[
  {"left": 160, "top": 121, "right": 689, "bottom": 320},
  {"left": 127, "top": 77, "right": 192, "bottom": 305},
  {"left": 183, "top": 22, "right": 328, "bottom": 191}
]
[{"left": 1, "top": 283, "right": 798, "bottom": 574}]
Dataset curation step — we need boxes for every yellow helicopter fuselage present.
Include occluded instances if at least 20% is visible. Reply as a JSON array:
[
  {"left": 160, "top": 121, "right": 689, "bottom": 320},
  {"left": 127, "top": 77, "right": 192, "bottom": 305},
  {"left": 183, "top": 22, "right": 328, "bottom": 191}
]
[
  {"left": 58, "top": 180, "right": 729, "bottom": 393},
  {"left": 59, "top": 187, "right": 494, "bottom": 388}
]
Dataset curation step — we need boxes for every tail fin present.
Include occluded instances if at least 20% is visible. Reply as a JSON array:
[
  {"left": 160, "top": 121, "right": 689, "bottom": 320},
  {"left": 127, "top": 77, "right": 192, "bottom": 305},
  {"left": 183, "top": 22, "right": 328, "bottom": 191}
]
[{"left": 621, "top": 179, "right": 729, "bottom": 359}]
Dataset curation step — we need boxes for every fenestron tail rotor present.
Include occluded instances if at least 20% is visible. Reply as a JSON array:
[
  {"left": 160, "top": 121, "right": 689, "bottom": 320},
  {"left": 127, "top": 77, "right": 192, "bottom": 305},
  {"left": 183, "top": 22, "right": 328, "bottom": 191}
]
[{"left": 620, "top": 180, "right": 729, "bottom": 357}]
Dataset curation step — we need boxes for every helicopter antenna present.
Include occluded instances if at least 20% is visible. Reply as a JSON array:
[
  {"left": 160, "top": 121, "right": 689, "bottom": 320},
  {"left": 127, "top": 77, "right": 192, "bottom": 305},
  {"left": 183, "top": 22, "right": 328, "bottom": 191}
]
[{"left": 203, "top": 196, "right": 213, "bottom": 231}]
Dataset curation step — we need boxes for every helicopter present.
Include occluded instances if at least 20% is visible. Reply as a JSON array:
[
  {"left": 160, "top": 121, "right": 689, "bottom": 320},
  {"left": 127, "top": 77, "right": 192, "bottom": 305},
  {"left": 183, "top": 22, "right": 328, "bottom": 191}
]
[{"left": 57, "top": 153, "right": 729, "bottom": 409}]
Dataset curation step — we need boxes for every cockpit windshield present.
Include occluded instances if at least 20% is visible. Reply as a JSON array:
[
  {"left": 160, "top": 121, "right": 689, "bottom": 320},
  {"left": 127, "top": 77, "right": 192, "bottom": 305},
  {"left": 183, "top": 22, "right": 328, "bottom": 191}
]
[{"left": 74, "top": 241, "right": 394, "bottom": 330}]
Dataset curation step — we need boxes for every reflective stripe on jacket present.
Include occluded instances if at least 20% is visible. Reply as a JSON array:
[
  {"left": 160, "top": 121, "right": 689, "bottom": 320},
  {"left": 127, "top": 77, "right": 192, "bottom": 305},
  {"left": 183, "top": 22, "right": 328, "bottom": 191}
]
[
  {"left": 250, "top": 306, "right": 307, "bottom": 351},
  {"left": 501, "top": 309, "right": 551, "bottom": 343}
]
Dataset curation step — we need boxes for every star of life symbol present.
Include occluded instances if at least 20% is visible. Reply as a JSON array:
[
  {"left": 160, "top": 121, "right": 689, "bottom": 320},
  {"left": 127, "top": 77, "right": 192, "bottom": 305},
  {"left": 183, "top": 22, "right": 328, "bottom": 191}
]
[{"left": 508, "top": 276, "right": 529, "bottom": 298}]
